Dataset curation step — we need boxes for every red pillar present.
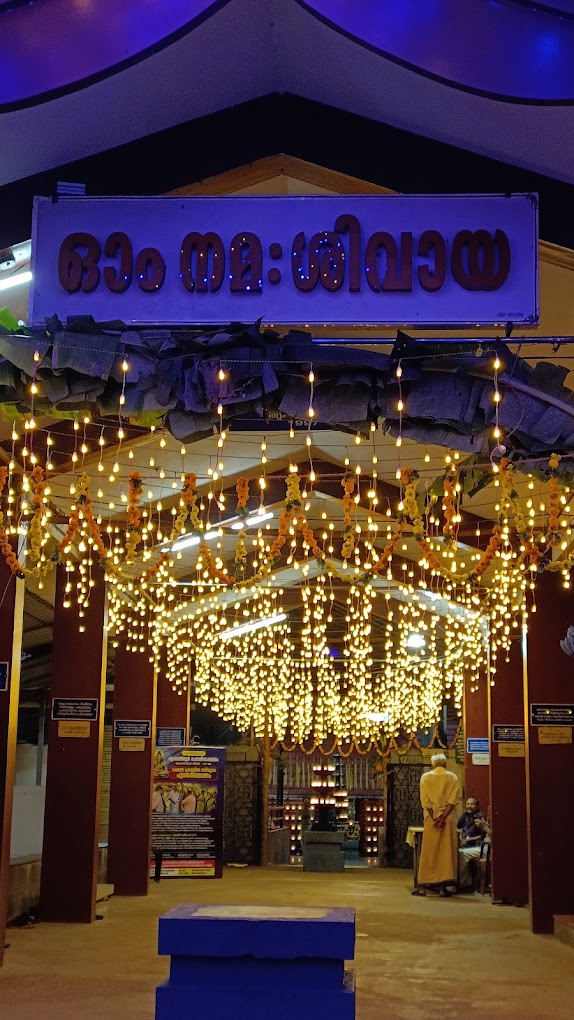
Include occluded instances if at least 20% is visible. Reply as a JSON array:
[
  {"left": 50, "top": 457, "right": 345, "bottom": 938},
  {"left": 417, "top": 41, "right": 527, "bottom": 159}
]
[
  {"left": 156, "top": 651, "right": 189, "bottom": 742},
  {"left": 0, "top": 558, "right": 24, "bottom": 966},
  {"left": 463, "top": 675, "right": 490, "bottom": 813},
  {"left": 525, "top": 571, "right": 574, "bottom": 933},
  {"left": 107, "top": 641, "right": 156, "bottom": 895},
  {"left": 40, "top": 566, "right": 107, "bottom": 923},
  {"left": 488, "top": 636, "right": 528, "bottom": 906}
]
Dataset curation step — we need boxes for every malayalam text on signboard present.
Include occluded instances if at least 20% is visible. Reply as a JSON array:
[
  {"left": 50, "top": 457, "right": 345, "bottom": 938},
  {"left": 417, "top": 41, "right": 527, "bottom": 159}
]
[
  {"left": 492, "top": 724, "right": 525, "bottom": 743},
  {"left": 467, "top": 738, "right": 489, "bottom": 754},
  {"left": 52, "top": 697, "right": 98, "bottom": 721},
  {"left": 530, "top": 704, "right": 574, "bottom": 726},
  {"left": 30, "top": 194, "right": 538, "bottom": 327}
]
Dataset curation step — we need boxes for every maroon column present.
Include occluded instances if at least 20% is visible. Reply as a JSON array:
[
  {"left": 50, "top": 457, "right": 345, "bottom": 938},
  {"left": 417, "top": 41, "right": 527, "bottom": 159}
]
[
  {"left": 107, "top": 641, "right": 156, "bottom": 895},
  {"left": 488, "top": 635, "right": 528, "bottom": 906},
  {"left": 0, "top": 557, "right": 24, "bottom": 966},
  {"left": 156, "top": 651, "right": 189, "bottom": 741},
  {"left": 463, "top": 675, "right": 490, "bottom": 813},
  {"left": 40, "top": 566, "right": 107, "bottom": 923},
  {"left": 525, "top": 571, "right": 574, "bottom": 933}
]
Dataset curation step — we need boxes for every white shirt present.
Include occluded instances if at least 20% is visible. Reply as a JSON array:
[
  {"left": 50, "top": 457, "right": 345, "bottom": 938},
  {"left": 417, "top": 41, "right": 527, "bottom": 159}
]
[{"left": 420, "top": 766, "right": 460, "bottom": 815}]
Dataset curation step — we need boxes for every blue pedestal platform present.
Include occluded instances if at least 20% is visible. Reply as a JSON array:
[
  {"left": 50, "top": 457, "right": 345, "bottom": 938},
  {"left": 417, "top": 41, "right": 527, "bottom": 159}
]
[{"left": 156, "top": 903, "right": 356, "bottom": 1019}]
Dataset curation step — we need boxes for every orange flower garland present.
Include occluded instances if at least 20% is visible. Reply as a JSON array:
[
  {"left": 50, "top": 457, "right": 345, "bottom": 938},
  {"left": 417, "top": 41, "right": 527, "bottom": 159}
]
[
  {"left": 199, "top": 540, "right": 234, "bottom": 587},
  {"left": 125, "top": 470, "right": 143, "bottom": 563},
  {"left": 341, "top": 475, "right": 355, "bottom": 560},
  {"left": 59, "top": 473, "right": 107, "bottom": 562},
  {"left": 299, "top": 517, "right": 325, "bottom": 562},
  {"left": 0, "top": 465, "right": 24, "bottom": 576},
  {"left": 547, "top": 453, "right": 561, "bottom": 547},
  {"left": 26, "top": 465, "right": 47, "bottom": 570},
  {"left": 442, "top": 467, "right": 457, "bottom": 546},
  {"left": 58, "top": 504, "right": 80, "bottom": 557},
  {"left": 236, "top": 477, "right": 249, "bottom": 511},
  {"left": 171, "top": 471, "right": 199, "bottom": 540}
]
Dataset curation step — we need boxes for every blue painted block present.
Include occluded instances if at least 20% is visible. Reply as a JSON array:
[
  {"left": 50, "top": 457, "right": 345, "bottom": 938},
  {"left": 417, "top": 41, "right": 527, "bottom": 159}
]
[
  {"left": 169, "top": 955, "right": 344, "bottom": 988},
  {"left": 156, "top": 983, "right": 355, "bottom": 1019},
  {"left": 158, "top": 904, "right": 355, "bottom": 960}
]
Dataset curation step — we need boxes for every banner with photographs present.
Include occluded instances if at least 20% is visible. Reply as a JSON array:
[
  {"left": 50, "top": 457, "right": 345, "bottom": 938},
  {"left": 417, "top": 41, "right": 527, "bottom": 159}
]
[{"left": 151, "top": 745, "right": 225, "bottom": 878}]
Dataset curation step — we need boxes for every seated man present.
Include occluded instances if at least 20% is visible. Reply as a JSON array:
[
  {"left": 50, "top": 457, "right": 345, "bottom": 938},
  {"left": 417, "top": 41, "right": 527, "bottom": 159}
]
[
  {"left": 457, "top": 797, "right": 486, "bottom": 845},
  {"left": 458, "top": 811, "right": 491, "bottom": 890}
]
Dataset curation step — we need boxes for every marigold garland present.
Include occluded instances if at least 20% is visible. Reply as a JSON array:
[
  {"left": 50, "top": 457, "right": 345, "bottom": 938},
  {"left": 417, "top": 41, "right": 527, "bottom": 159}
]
[
  {"left": 125, "top": 470, "right": 143, "bottom": 563},
  {"left": 547, "top": 453, "right": 561, "bottom": 547},
  {"left": 171, "top": 471, "right": 199, "bottom": 540},
  {"left": 0, "top": 465, "right": 24, "bottom": 577},
  {"left": 341, "top": 474, "right": 355, "bottom": 560},
  {"left": 199, "top": 540, "right": 234, "bottom": 587},
  {"left": 442, "top": 467, "right": 457, "bottom": 547},
  {"left": 236, "top": 477, "right": 249, "bottom": 512}
]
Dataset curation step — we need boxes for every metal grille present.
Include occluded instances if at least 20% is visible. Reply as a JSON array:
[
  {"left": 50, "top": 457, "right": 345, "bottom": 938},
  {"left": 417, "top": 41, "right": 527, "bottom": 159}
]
[
  {"left": 386, "top": 764, "right": 424, "bottom": 869},
  {"left": 223, "top": 761, "right": 261, "bottom": 865}
]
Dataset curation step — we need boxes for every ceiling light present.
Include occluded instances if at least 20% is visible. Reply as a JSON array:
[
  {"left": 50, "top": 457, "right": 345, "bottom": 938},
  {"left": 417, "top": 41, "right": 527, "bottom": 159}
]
[
  {"left": 0, "top": 270, "right": 32, "bottom": 292},
  {"left": 406, "top": 632, "right": 426, "bottom": 650},
  {"left": 231, "top": 510, "right": 274, "bottom": 530},
  {"left": 366, "top": 712, "right": 389, "bottom": 724},
  {"left": 220, "top": 612, "right": 287, "bottom": 641},
  {"left": 171, "top": 528, "right": 221, "bottom": 552}
]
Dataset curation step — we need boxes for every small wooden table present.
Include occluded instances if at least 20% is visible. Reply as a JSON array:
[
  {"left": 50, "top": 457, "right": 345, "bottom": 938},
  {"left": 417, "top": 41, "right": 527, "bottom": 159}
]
[{"left": 406, "top": 826, "right": 424, "bottom": 888}]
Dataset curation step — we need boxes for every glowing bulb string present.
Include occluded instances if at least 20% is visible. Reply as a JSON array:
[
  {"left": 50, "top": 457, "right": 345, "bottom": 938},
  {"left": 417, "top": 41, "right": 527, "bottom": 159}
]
[{"left": 307, "top": 367, "right": 315, "bottom": 420}]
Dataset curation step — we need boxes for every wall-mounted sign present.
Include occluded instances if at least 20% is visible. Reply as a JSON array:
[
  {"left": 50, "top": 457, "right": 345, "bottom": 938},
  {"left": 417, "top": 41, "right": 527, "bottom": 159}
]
[
  {"left": 498, "top": 743, "right": 525, "bottom": 758},
  {"left": 492, "top": 724, "right": 525, "bottom": 743},
  {"left": 113, "top": 719, "right": 151, "bottom": 739},
  {"left": 58, "top": 720, "right": 90, "bottom": 738},
  {"left": 156, "top": 726, "right": 187, "bottom": 748},
  {"left": 30, "top": 194, "right": 538, "bottom": 327},
  {"left": 467, "top": 738, "right": 489, "bottom": 754},
  {"left": 119, "top": 737, "right": 146, "bottom": 751},
  {"left": 52, "top": 697, "right": 98, "bottom": 721},
  {"left": 538, "top": 726, "right": 572, "bottom": 745},
  {"left": 0, "top": 661, "right": 8, "bottom": 692},
  {"left": 471, "top": 752, "right": 490, "bottom": 766},
  {"left": 530, "top": 704, "right": 574, "bottom": 726}
]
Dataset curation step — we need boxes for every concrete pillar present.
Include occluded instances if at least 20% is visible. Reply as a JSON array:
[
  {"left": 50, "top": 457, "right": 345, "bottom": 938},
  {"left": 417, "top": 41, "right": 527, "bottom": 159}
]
[
  {"left": 0, "top": 555, "right": 24, "bottom": 965},
  {"left": 525, "top": 571, "right": 574, "bottom": 933},
  {"left": 463, "top": 674, "right": 490, "bottom": 813},
  {"left": 40, "top": 566, "right": 107, "bottom": 922},
  {"left": 107, "top": 640, "right": 156, "bottom": 895},
  {"left": 488, "top": 635, "right": 528, "bottom": 906}
]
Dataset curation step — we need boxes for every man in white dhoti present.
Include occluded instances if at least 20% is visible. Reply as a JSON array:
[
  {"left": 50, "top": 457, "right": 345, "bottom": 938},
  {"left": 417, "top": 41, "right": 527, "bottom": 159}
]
[{"left": 413, "top": 753, "right": 460, "bottom": 898}]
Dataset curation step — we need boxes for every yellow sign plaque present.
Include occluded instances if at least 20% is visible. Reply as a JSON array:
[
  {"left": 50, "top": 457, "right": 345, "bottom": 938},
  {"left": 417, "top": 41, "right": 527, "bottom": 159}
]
[
  {"left": 498, "top": 742, "right": 525, "bottom": 758},
  {"left": 58, "top": 720, "right": 90, "bottom": 738},
  {"left": 538, "top": 727, "right": 572, "bottom": 745},
  {"left": 119, "top": 737, "right": 146, "bottom": 751}
]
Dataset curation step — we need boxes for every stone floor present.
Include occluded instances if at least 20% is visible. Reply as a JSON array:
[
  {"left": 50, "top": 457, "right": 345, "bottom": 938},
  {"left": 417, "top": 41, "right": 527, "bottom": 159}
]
[{"left": 1, "top": 867, "right": 573, "bottom": 1019}]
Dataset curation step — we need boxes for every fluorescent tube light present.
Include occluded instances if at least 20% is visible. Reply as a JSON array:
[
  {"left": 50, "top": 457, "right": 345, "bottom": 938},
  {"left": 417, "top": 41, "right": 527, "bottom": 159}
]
[
  {"left": 0, "top": 270, "right": 32, "bottom": 292},
  {"left": 231, "top": 510, "right": 274, "bottom": 530},
  {"left": 171, "top": 528, "right": 221, "bottom": 552},
  {"left": 220, "top": 612, "right": 287, "bottom": 641}
]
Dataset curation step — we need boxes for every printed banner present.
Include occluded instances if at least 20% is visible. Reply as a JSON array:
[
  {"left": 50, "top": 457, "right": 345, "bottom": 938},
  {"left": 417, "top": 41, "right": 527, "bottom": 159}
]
[
  {"left": 151, "top": 745, "right": 225, "bottom": 878},
  {"left": 30, "top": 194, "right": 538, "bottom": 327}
]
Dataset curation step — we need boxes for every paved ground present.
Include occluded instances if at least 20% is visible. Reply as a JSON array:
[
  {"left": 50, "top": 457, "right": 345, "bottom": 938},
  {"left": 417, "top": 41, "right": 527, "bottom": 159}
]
[{"left": 1, "top": 867, "right": 573, "bottom": 1018}]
